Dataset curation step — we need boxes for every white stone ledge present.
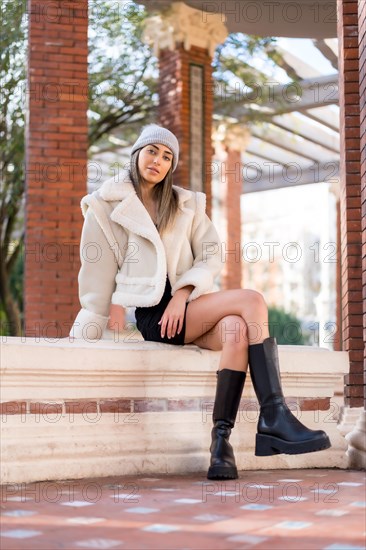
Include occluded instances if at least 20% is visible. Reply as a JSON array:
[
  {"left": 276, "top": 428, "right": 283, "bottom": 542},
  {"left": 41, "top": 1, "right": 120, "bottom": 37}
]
[
  {"left": 0, "top": 337, "right": 349, "bottom": 483},
  {"left": 2, "top": 337, "right": 348, "bottom": 400}
]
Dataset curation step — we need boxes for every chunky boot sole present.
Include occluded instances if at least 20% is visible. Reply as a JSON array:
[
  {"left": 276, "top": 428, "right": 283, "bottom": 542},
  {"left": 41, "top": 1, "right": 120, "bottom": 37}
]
[
  {"left": 255, "top": 433, "right": 331, "bottom": 456},
  {"left": 207, "top": 464, "right": 238, "bottom": 480}
]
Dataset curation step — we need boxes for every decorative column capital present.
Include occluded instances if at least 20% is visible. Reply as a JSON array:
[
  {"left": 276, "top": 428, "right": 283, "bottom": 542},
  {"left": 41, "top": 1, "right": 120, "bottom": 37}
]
[
  {"left": 213, "top": 122, "right": 251, "bottom": 153},
  {"left": 142, "top": 1, "right": 228, "bottom": 57}
]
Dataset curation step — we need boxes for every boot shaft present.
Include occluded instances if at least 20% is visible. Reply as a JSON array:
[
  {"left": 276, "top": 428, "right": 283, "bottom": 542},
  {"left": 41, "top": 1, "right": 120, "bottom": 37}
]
[
  {"left": 212, "top": 369, "right": 246, "bottom": 426},
  {"left": 208, "top": 369, "right": 246, "bottom": 480},
  {"left": 248, "top": 337, "right": 331, "bottom": 456},
  {"left": 248, "top": 337, "right": 284, "bottom": 408}
]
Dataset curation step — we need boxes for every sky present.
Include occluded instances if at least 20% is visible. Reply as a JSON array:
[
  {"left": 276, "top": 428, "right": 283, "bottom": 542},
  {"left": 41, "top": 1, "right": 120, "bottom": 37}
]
[{"left": 277, "top": 37, "right": 338, "bottom": 75}]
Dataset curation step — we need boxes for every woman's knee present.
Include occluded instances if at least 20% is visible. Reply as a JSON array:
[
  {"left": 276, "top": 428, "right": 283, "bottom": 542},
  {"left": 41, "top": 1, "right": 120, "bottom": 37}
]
[
  {"left": 219, "top": 315, "right": 248, "bottom": 349},
  {"left": 239, "top": 289, "right": 267, "bottom": 312}
]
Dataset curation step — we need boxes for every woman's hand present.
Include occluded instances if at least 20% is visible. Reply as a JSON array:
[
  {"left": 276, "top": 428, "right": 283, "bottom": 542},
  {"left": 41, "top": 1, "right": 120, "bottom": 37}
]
[
  {"left": 108, "top": 304, "right": 126, "bottom": 333},
  {"left": 159, "top": 288, "right": 191, "bottom": 339}
]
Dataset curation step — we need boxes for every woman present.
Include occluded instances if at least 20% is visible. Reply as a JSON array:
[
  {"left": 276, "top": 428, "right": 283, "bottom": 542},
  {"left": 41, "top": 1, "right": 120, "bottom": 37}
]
[{"left": 71, "top": 124, "right": 331, "bottom": 480}]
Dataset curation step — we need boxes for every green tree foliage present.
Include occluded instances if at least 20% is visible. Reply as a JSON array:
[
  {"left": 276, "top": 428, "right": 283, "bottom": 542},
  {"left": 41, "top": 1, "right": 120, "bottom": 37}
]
[
  {"left": 212, "top": 33, "right": 302, "bottom": 123},
  {"left": 0, "top": 0, "right": 26, "bottom": 335},
  {"left": 268, "top": 306, "right": 309, "bottom": 345},
  {"left": 88, "top": 1, "right": 156, "bottom": 147}
]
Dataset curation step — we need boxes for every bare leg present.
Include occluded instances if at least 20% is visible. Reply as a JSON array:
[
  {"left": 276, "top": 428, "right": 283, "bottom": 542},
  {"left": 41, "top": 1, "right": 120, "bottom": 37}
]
[
  {"left": 189, "top": 289, "right": 331, "bottom": 471},
  {"left": 184, "top": 289, "right": 269, "bottom": 347},
  {"left": 188, "top": 291, "right": 258, "bottom": 480},
  {"left": 191, "top": 314, "right": 248, "bottom": 372}
]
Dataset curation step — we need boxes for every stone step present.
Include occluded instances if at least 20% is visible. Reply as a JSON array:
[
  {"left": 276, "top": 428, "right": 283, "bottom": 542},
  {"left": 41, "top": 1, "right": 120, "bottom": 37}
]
[{"left": 0, "top": 336, "right": 349, "bottom": 483}]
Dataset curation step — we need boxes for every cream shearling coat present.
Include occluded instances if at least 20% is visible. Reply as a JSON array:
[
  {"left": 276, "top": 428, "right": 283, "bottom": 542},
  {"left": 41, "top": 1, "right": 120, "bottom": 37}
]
[{"left": 70, "top": 169, "right": 223, "bottom": 339}]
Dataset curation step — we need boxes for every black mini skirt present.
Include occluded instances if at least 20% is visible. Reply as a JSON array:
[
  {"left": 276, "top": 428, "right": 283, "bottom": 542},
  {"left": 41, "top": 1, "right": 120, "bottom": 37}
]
[{"left": 135, "top": 278, "right": 188, "bottom": 346}]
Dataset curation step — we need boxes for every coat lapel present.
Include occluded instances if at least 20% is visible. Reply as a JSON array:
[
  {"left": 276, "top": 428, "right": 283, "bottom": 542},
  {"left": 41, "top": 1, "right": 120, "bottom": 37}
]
[
  {"left": 160, "top": 199, "right": 195, "bottom": 279},
  {"left": 97, "top": 170, "right": 194, "bottom": 278},
  {"left": 98, "top": 169, "right": 192, "bottom": 245}
]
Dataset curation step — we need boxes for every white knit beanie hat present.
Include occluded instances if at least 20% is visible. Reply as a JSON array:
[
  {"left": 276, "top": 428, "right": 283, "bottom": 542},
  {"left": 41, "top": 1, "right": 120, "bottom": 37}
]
[{"left": 131, "top": 124, "right": 179, "bottom": 172}]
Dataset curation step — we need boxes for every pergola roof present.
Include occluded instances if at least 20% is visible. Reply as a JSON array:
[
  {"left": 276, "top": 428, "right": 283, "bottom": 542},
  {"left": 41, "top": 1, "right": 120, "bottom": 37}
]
[
  {"left": 232, "top": 43, "right": 339, "bottom": 192},
  {"left": 213, "top": 59, "right": 339, "bottom": 192}
]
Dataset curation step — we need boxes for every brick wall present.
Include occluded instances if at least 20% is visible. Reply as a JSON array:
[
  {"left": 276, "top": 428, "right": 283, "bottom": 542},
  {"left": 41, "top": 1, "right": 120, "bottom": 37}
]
[
  {"left": 158, "top": 44, "right": 214, "bottom": 217},
  {"left": 25, "top": 0, "right": 88, "bottom": 338},
  {"left": 337, "top": 0, "right": 364, "bottom": 407},
  {"left": 358, "top": 0, "right": 366, "bottom": 410},
  {"left": 222, "top": 147, "right": 242, "bottom": 289},
  {"left": 334, "top": 199, "right": 342, "bottom": 351},
  {"left": 0, "top": 396, "right": 330, "bottom": 418}
]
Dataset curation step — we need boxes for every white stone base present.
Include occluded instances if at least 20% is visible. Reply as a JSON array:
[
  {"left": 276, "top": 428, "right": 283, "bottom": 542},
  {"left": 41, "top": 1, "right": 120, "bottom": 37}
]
[
  {"left": 1, "top": 337, "right": 349, "bottom": 483},
  {"left": 1, "top": 410, "right": 349, "bottom": 484},
  {"left": 338, "top": 406, "right": 364, "bottom": 438},
  {"left": 345, "top": 409, "right": 366, "bottom": 470}
]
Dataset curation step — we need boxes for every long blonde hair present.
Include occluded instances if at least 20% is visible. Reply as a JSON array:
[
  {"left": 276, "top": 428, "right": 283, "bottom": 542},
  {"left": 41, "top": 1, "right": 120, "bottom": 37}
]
[{"left": 129, "top": 148, "right": 180, "bottom": 234}]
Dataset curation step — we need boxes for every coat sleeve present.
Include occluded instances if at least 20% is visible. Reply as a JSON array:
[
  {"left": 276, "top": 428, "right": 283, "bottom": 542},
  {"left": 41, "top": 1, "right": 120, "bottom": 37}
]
[
  {"left": 171, "top": 192, "right": 222, "bottom": 302},
  {"left": 70, "top": 208, "right": 119, "bottom": 340}
]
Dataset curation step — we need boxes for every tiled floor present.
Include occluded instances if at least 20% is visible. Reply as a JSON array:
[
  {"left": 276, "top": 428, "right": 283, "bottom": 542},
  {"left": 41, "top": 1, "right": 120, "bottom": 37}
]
[{"left": 1, "top": 469, "right": 365, "bottom": 549}]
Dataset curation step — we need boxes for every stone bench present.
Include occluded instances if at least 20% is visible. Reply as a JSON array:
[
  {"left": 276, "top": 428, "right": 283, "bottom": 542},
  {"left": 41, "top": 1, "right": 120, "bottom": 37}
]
[{"left": 1, "top": 336, "right": 349, "bottom": 483}]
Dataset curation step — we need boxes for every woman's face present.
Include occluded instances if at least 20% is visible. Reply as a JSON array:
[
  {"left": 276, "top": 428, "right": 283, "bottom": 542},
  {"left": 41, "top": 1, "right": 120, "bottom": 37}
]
[{"left": 138, "top": 143, "right": 173, "bottom": 185}]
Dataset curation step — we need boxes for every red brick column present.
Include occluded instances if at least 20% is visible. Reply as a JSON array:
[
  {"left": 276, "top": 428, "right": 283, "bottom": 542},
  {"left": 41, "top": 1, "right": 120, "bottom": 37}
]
[
  {"left": 213, "top": 125, "right": 250, "bottom": 290},
  {"left": 223, "top": 147, "right": 242, "bottom": 289},
  {"left": 215, "top": 145, "right": 242, "bottom": 290},
  {"left": 158, "top": 44, "right": 214, "bottom": 216},
  {"left": 359, "top": 0, "right": 366, "bottom": 410},
  {"left": 25, "top": 0, "right": 88, "bottom": 338},
  {"left": 337, "top": 0, "right": 364, "bottom": 407},
  {"left": 334, "top": 198, "right": 342, "bottom": 352}
]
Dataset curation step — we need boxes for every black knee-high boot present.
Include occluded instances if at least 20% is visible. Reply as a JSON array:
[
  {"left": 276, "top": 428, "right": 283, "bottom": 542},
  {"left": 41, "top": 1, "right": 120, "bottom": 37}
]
[
  {"left": 249, "top": 337, "right": 331, "bottom": 456},
  {"left": 207, "top": 368, "right": 246, "bottom": 480}
]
